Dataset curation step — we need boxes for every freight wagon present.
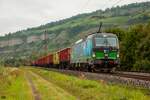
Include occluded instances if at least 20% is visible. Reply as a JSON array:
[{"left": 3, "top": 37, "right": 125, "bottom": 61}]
[
  {"left": 53, "top": 52, "right": 59, "bottom": 67},
  {"left": 47, "top": 54, "right": 53, "bottom": 67},
  {"left": 58, "top": 48, "right": 71, "bottom": 69}
]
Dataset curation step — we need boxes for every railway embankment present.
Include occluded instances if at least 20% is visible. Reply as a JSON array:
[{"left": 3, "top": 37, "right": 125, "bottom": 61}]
[
  {"left": 27, "top": 67, "right": 150, "bottom": 100},
  {"left": 40, "top": 67, "right": 150, "bottom": 89},
  {"left": 0, "top": 66, "right": 150, "bottom": 100}
]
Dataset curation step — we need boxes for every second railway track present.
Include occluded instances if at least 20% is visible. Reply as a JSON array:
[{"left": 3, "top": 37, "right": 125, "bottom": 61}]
[
  {"left": 113, "top": 73, "right": 150, "bottom": 81},
  {"left": 37, "top": 67, "right": 150, "bottom": 89}
]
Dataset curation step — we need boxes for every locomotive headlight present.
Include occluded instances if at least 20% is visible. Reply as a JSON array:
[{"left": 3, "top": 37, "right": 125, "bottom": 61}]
[
  {"left": 92, "top": 53, "right": 96, "bottom": 58},
  {"left": 105, "top": 54, "right": 108, "bottom": 57},
  {"left": 117, "top": 54, "right": 119, "bottom": 58}
]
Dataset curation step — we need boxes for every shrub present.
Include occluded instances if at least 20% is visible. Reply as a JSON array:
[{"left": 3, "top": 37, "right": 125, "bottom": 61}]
[{"left": 133, "top": 60, "right": 150, "bottom": 72}]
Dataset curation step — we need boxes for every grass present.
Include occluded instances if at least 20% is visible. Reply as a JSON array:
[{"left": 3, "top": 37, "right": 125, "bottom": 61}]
[
  {"left": 28, "top": 67, "right": 150, "bottom": 100},
  {"left": 0, "top": 67, "right": 33, "bottom": 100},
  {"left": 0, "top": 66, "right": 76, "bottom": 100},
  {"left": 26, "top": 70, "right": 76, "bottom": 100},
  {"left": 1, "top": 66, "right": 150, "bottom": 100}
]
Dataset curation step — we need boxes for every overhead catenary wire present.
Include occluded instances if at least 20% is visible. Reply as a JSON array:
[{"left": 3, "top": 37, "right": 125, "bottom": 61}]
[
  {"left": 96, "top": 0, "right": 125, "bottom": 32},
  {"left": 91, "top": 0, "right": 126, "bottom": 18}
]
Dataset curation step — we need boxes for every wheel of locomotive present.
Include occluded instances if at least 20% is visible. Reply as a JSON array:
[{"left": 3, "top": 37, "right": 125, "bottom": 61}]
[
  {"left": 71, "top": 63, "right": 75, "bottom": 70},
  {"left": 88, "top": 65, "right": 93, "bottom": 72},
  {"left": 76, "top": 63, "right": 80, "bottom": 71},
  {"left": 80, "top": 63, "right": 85, "bottom": 71},
  {"left": 85, "top": 64, "right": 89, "bottom": 72},
  {"left": 88, "top": 65, "right": 95, "bottom": 72},
  {"left": 72, "top": 63, "right": 75, "bottom": 70}
]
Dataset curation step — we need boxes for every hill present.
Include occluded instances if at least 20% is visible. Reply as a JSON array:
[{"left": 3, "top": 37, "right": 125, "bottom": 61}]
[{"left": 0, "top": 2, "right": 150, "bottom": 71}]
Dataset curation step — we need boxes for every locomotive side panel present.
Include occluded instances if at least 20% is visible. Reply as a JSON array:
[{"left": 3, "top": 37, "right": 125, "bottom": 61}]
[{"left": 71, "top": 37, "right": 93, "bottom": 64}]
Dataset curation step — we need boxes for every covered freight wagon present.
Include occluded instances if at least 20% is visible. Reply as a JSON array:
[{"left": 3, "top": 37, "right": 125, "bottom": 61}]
[
  {"left": 46, "top": 54, "right": 53, "bottom": 67},
  {"left": 58, "top": 48, "right": 71, "bottom": 69},
  {"left": 39, "top": 57, "right": 44, "bottom": 66},
  {"left": 53, "top": 52, "right": 59, "bottom": 67},
  {"left": 43, "top": 56, "right": 49, "bottom": 66}
]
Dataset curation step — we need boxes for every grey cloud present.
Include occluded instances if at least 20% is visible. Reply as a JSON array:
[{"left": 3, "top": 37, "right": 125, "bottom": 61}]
[{"left": 0, "top": 0, "right": 149, "bottom": 36}]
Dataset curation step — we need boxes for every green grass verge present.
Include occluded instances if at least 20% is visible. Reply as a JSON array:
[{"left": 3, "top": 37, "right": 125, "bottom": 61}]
[
  {"left": 0, "top": 67, "right": 33, "bottom": 100},
  {"left": 28, "top": 67, "right": 150, "bottom": 100}
]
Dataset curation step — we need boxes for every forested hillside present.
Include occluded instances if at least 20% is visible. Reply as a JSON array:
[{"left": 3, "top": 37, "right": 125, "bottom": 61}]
[
  {"left": 106, "top": 23, "right": 150, "bottom": 71},
  {"left": 0, "top": 2, "right": 150, "bottom": 71}
]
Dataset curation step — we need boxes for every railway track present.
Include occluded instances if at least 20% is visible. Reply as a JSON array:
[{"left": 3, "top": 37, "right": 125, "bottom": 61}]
[
  {"left": 113, "top": 73, "right": 150, "bottom": 81},
  {"left": 116, "top": 71, "right": 150, "bottom": 77},
  {"left": 37, "top": 67, "right": 150, "bottom": 89}
]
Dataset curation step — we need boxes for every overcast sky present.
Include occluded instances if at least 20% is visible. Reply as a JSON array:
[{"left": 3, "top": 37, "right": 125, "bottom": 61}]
[{"left": 0, "top": 0, "right": 149, "bottom": 36}]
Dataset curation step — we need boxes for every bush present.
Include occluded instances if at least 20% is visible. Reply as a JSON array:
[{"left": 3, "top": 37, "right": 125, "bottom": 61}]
[
  {"left": 4, "top": 58, "right": 22, "bottom": 67},
  {"left": 133, "top": 60, "right": 150, "bottom": 72},
  {"left": 106, "top": 23, "right": 150, "bottom": 71}
]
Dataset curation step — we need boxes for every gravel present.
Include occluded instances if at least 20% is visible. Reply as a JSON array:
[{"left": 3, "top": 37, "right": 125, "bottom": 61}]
[{"left": 45, "top": 68, "right": 150, "bottom": 89}]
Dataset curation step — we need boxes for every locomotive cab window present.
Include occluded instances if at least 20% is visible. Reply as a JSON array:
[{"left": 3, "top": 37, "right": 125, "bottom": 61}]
[
  {"left": 95, "top": 37, "right": 106, "bottom": 47},
  {"left": 107, "top": 37, "right": 117, "bottom": 47},
  {"left": 95, "top": 37, "right": 117, "bottom": 47}
]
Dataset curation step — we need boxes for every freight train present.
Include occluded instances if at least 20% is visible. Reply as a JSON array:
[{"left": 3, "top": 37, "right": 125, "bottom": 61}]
[{"left": 32, "top": 32, "right": 120, "bottom": 72}]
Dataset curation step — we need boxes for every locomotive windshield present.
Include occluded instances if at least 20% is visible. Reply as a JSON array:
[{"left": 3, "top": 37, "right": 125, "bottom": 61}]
[{"left": 95, "top": 37, "right": 117, "bottom": 47}]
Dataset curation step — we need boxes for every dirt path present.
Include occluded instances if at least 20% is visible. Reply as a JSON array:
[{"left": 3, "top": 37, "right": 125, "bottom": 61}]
[
  {"left": 25, "top": 72, "right": 41, "bottom": 100},
  {"left": 24, "top": 68, "right": 76, "bottom": 100}
]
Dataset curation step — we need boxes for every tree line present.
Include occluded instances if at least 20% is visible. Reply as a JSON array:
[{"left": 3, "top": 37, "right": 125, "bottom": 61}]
[{"left": 106, "top": 23, "right": 150, "bottom": 72}]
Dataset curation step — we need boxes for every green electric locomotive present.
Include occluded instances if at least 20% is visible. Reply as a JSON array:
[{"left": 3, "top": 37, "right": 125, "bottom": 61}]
[{"left": 71, "top": 32, "right": 120, "bottom": 72}]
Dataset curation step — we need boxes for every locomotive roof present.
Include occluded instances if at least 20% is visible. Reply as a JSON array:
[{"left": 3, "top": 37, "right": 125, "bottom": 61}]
[
  {"left": 74, "top": 33, "right": 118, "bottom": 45},
  {"left": 89, "top": 33, "right": 117, "bottom": 37}
]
